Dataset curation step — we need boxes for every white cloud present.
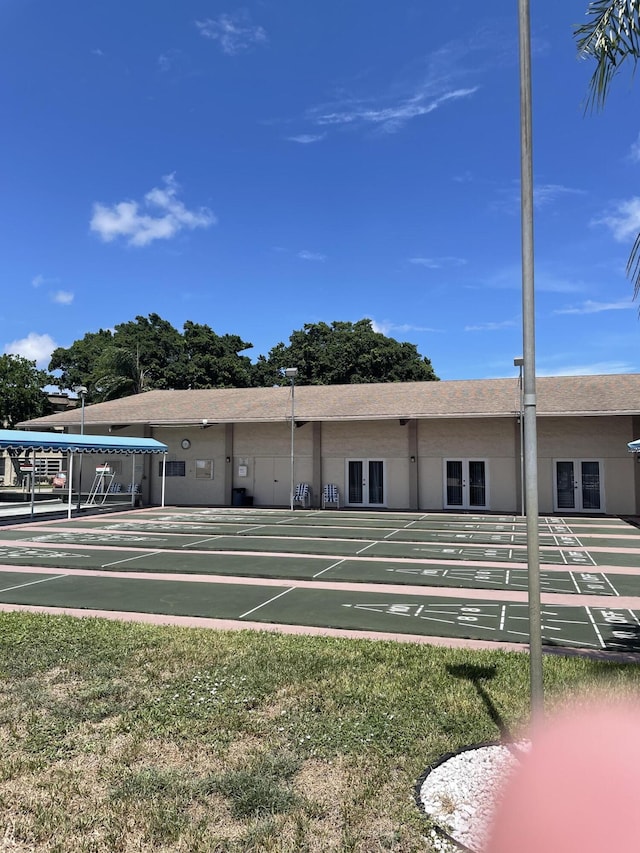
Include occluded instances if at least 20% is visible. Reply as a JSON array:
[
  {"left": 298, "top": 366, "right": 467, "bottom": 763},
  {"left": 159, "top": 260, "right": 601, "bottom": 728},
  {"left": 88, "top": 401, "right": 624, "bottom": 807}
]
[
  {"left": 158, "top": 50, "right": 180, "bottom": 72},
  {"left": 309, "top": 87, "right": 478, "bottom": 134},
  {"left": 594, "top": 197, "right": 640, "bottom": 242},
  {"left": 485, "top": 266, "right": 584, "bottom": 293},
  {"left": 51, "top": 290, "right": 74, "bottom": 305},
  {"left": 195, "top": 13, "right": 267, "bottom": 55},
  {"left": 537, "top": 361, "right": 636, "bottom": 376},
  {"left": 297, "top": 250, "right": 326, "bottom": 262},
  {"left": 554, "top": 299, "right": 635, "bottom": 315},
  {"left": 282, "top": 32, "right": 504, "bottom": 140},
  {"left": 4, "top": 332, "right": 57, "bottom": 368},
  {"left": 371, "top": 319, "right": 442, "bottom": 335},
  {"left": 286, "top": 134, "right": 326, "bottom": 144},
  {"left": 90, "top": 174, "right": 216, "bottom": 247},
  {"left": 534, "top": 183, "right": 585, "bottom": 208},
  {"left": 464, "top": 319, "right": 518, "bottom": 331},
  {"left": 32, "top": 273, "right": 59, "bottom": 288},
  {"left": 630, "top": 133, "right": 640, "bottom": 163},
  {"left": 492, "top": 182, "right": 585, "bottom": 215},
  {"left": 409, "top": 256, "right": 467, "bottom": 269}
]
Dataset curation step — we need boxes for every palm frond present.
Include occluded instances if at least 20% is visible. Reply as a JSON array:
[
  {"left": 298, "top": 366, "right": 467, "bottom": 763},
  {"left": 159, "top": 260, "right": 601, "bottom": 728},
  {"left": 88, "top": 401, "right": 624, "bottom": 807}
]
[
  {"left": 575, "top": 0, "right": 640, "bottom": 110},
  {"left": 626, "top": 230, "right": 640, "bottom": 303}
]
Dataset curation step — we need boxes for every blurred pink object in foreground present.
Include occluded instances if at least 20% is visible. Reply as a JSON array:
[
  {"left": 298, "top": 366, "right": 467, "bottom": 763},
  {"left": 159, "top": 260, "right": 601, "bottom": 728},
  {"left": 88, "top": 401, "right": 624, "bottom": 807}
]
[{"left": 487, "top": 699, "right": 640, "bottom": 852}]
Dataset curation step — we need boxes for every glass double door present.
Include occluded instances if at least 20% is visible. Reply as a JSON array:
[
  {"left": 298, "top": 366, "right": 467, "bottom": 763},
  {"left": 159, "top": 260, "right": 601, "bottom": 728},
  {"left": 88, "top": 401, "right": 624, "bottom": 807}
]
[
  {"left": 554, "top": 460, "right": 602, "bottom": 512},
  {"left": 444, "top": 459, "right": 488, "bottom": 509},
  {"left": 347, "top": 459, "right": 385, "bottom": 507}
]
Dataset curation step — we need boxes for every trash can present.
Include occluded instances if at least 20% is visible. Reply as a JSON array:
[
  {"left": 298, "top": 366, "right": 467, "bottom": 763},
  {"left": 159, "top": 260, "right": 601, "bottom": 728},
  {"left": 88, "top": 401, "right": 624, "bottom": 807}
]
[{"left": 232, "top": 487, "right": 247, "bottom": 506}]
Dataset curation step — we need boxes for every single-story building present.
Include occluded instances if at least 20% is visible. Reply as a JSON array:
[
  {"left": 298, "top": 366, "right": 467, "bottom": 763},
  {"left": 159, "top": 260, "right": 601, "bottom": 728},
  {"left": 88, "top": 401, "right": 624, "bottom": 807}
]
[{"left": 16, "top": 374, "right": 640, "bottom": 515}]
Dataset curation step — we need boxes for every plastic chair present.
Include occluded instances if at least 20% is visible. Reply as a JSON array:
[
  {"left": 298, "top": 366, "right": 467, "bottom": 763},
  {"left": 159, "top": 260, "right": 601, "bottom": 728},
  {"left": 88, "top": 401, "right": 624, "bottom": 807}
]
[
  {"left": 322, "top": 484, "right": 340, "bottom": 509},
  {"left": 293, "top": 483, "right": 311, "bottom": 508}
]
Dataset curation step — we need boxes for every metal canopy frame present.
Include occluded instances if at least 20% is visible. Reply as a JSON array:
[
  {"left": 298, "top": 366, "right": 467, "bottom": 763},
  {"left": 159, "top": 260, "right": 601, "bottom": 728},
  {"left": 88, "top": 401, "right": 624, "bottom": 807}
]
[{"left": 0, "top": 429, "right": 168, "bottom": 519}]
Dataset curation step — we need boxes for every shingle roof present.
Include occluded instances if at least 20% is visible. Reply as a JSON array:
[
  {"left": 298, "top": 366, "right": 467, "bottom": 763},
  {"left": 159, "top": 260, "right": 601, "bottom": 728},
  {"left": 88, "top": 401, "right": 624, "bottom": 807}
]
[{"left": 17, "top": 374, "right": 640, "bottom": 430}]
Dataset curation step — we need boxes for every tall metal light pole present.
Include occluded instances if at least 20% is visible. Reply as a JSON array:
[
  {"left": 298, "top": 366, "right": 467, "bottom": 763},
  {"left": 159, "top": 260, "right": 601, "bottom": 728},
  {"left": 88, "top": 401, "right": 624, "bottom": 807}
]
[
  {"left": 514, "top": 357, "right": 525, "bottom": 516},
  {"left": 284, "top": 368, "right": 298, "bottom": 511},
  {"left": 518, "top": 0, "right": 544, "bottom": 716},
  {"left": 74, "top": 386, "right": 87, "bottom": 512}
]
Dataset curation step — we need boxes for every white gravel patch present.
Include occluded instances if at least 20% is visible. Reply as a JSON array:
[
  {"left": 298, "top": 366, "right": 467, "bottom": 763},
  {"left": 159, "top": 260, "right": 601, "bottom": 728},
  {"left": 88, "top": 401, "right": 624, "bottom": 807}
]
[{"left": 419, "top": 741, "right": 531, "bottom": 852}]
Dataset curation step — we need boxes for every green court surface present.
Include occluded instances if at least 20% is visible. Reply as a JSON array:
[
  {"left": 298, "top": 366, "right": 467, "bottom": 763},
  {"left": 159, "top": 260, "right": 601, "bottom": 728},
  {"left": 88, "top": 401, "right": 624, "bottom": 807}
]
[
  {"left": 61, "top": 506, "right": 640, "bottom": 538},
  {"left": 0, "top": 569, "right": 638, "bottom": 652},
  {"left": 4, "top": 525, "right": 640, "bottom": 568},
  {"left": 2, "top": 508, "right": 640, "bottom": 653},
  {"left": 53, "top": 517, "right": 640, "bottom": 549},
  {"left": 0, "top": 541, "right": 639, "bottom": 595}
]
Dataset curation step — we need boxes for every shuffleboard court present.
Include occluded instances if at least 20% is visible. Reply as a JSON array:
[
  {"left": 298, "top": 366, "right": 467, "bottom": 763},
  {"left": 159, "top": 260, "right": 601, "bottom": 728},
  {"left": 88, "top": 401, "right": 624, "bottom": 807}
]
[
  {"left": 43, "top": 517, "right": 640, "bottom": 548},
  {"left": 0, "top": 544, "right": 336, "bottom": 579},
  {"left": 0, "top": 570, "right": 638, "bottom": 652},
  {"left": 1, "top": 543, "right": 639, "bottom": 595},
  {"left": 0, "top": 529, "right": 376, "bottom": 557},
  {"left": 6, "top": 526, "right": 640, "bottom": 568},
  {"left": 2, "top": 507, "right": 640, "bottom": 654}
]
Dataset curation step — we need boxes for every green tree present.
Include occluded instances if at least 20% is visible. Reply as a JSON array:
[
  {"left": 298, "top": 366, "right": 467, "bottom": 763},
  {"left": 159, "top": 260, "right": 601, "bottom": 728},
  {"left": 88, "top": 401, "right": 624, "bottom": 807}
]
[
  {"left": 182, "top": 322, "right": 255, "bottom": 388},
  {"left": 260, "top": 319, "right": 438, "bottom": 385},
  {"left": 0, "top": 354, "right": 53, "bottom": 427},
  {"left": 93, "top": 346, "right": 150, "bottom": 401},
  {"left": 49, "top": 314, "right": 186, "bottom": 400},
  {"left": 49, "top": 314, "right": 259, "bottom": 399},
  {"left": 576, "top": 1, "right": 640, "bottom": 292},
  {"left": 110, "top": 314, "right": 185, "bottom": 391},
  {"left": 49, "top": 329, "right": 113, "bottom": 401}
]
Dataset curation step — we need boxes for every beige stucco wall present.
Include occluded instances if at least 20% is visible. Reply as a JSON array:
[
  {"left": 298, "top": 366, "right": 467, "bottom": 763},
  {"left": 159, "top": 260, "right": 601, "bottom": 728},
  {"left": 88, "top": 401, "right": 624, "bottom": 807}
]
[
  {"left": 416, "top": 418, "right": 517, "bottom": 511},
  {"left": 320, "top": 420, "right": 411, "bottom": 507},
  {"left": 321, "top": 420, "right": 410, "bottom": 456},
  {"left": 139, "top": 414, "right": 638, "bottom": 514},
  {"left": 233, "top": 422, "right": 314, "bottom": 506},
  {"left": 418, "top": 417, "right": 516, "bottom": 457},
  {"left": 536, "top": 416, "right": 635, "bottom": 514},
  {"left": 150, "top": 425, "right": 227, "bottom": 505}
]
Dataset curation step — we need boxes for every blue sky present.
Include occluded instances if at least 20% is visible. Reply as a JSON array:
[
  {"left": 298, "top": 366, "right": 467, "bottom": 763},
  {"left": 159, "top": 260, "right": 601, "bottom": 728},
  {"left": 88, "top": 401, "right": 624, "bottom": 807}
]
[{"left": 2, "top": 0, "right": 639, "bottom": 383}]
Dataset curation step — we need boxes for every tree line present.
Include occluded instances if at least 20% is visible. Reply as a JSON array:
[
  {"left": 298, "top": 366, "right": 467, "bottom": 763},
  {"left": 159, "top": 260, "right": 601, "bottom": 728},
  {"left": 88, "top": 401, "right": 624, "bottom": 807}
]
[{"left": 1, "top": 316, "right": 438, "bottom": 427}]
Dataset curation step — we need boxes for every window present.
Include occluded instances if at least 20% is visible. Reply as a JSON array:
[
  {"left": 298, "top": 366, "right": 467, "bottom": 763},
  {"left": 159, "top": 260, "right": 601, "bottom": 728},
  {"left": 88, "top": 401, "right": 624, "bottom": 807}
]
[
  {"left": 195, "top": 460, "right": 214, "bottom": 479},
  {"left": 33, "top": 458, "right": 63, "bottom": 476},
  {"left": 161, "top": 461, "right": 186, "bottom": 477}
]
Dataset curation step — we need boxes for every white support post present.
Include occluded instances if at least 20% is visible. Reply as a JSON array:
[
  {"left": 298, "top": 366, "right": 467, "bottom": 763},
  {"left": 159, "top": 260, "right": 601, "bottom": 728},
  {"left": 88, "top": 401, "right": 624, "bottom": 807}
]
[{"left": 67, "top": 453, "right": 74, "bottom": 519}]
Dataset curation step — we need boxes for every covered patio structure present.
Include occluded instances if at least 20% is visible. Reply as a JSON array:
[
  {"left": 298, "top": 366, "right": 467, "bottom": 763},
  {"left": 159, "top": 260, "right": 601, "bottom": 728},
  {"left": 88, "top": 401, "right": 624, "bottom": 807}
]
[{"left": 0, "top": 429, "right": 168, "bottom": 519}]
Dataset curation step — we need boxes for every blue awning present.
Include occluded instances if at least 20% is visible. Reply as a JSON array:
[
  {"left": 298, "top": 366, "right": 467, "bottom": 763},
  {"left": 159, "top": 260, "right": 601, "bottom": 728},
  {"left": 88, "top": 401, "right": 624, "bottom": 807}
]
[
  {"left": 628, "top": 439, "right": 640, "bottom": 452},
  {"left": 0, "top": 429, "right": 167, "bottom": 454}
]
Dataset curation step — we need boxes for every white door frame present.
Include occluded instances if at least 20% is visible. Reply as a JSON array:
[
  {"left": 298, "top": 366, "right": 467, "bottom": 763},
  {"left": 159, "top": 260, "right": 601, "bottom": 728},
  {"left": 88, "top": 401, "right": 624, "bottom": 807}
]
[
  {"left": 443, "top": 458, "right": 489, "bottom": 510},
  {"left": 345, "top": 458, "right": 386, "bottom": 507},
  {"left": 553, "top": 458, "right": 604, "bottom": 513}
]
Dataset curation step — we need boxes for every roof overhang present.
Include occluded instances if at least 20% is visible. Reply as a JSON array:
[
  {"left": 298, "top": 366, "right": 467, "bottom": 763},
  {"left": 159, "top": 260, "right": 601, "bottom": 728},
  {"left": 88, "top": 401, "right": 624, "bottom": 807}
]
[{"left": 0, "top": 429, "right": 167, "bottom": 454}]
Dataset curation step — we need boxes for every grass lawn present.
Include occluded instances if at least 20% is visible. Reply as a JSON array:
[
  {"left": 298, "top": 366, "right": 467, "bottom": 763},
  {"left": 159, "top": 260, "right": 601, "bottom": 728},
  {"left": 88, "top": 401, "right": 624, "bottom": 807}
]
[{"left": 1, "top": 613, "right": 639, "bottom": 852}]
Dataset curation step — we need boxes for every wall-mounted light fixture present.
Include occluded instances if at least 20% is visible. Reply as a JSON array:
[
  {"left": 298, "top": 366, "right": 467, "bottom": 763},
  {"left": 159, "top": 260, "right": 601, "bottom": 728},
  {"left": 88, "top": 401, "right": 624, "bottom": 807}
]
[{"left": 410, "top": 456, "right": 416, "bottom": 463}]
